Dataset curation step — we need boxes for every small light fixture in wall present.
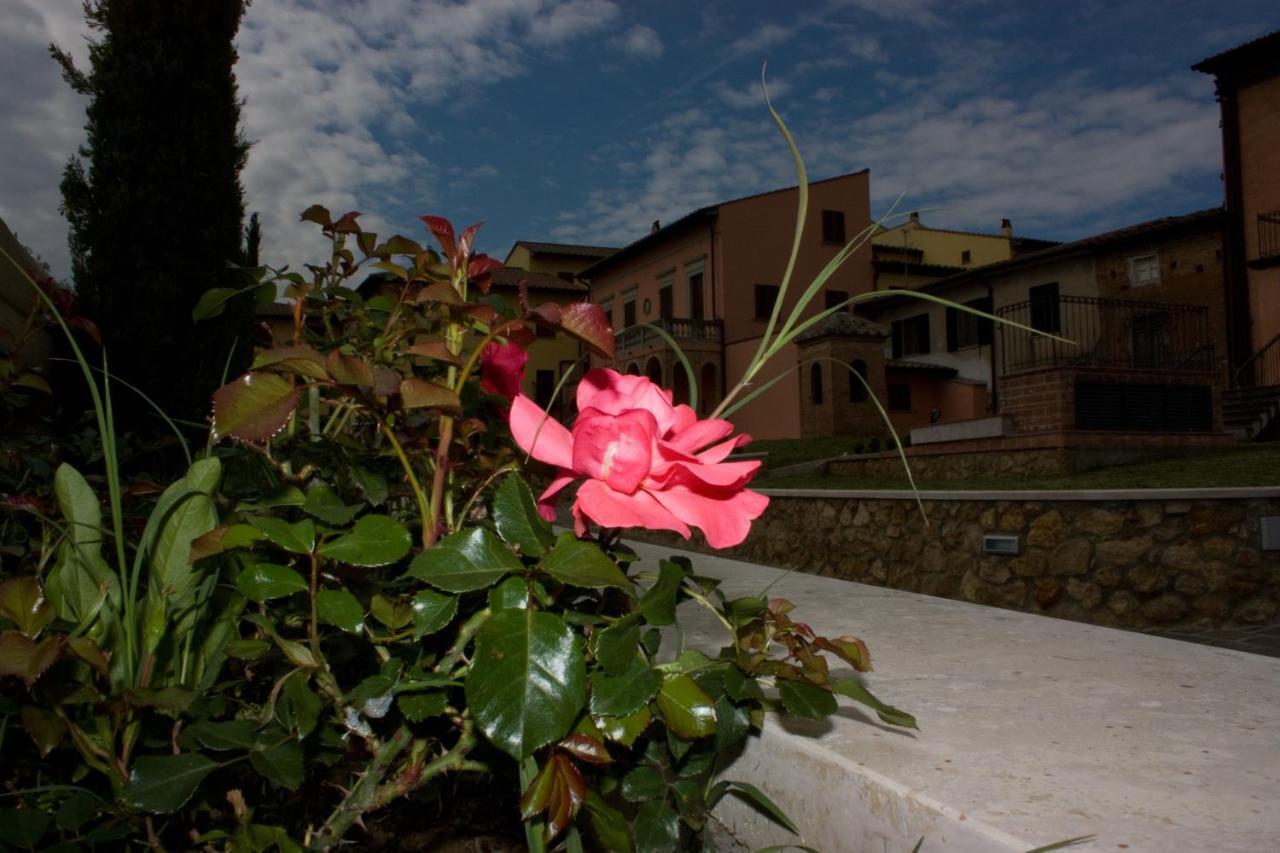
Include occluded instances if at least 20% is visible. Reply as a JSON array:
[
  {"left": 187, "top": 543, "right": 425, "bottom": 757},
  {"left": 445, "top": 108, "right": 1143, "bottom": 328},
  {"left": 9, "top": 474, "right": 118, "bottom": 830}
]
[
  {"left": 983, "top": 534, "right": 1021, "bottom": 556},
  {"left": 642, "top": 298, "right": 652, "bottom": 317},
  {"left": 1262, "top": 517, "right": 1280, "bottom": 551}
]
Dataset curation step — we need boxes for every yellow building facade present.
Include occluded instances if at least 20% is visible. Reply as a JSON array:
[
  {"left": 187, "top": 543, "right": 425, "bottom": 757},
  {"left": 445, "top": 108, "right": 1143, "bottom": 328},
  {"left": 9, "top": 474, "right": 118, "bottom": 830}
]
[{"left": 872, "top": 212, "right": 1056, "bottom": 291}]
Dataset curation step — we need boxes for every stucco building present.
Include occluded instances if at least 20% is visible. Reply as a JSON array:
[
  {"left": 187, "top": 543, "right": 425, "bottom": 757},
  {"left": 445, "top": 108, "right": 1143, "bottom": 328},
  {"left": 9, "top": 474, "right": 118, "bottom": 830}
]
[
  {"left": 872, "top": 212, "right": 1057, "bottom": 291},
  {"left": 579, "top": 171, "right": 874, "bottom": 440}
]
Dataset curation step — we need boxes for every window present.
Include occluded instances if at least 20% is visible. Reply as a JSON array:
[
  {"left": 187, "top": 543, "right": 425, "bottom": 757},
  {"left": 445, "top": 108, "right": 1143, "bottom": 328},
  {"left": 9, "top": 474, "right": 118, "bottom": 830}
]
[
  {"left": 821, "top": 210, "right": 846, "bottom": 244},
  {"left": 946, "top": 296, "right": 994, "bottom": 351},
  {"left": 535, "top": 369, "right": 555, "bottom": 408},
  {"left": 810, "top": 363, "right": 824, "bottom": 404},
  {"left": 659, "top": 285, "right": 673, "bottom": 320},
  {"left": 688, "top": 269, "right": 705, "bottom": 320},
  {"left": 536, "top": 322, "right": 555, "bottom": 338},
  {"left": 961, "top": 250, "right": 972, "bottom": 265},
  {"left": 825, "top": 289, "right": 849, "bottom": 311},
  {"left": 888, "top": 383, "right": 911, "bottom": 412},
  {"left": 891, "top": 313, "right": 930, "bottom": 357},
  {"left": 1029, "top": 282, "right": 1060, "bottom": 333},
  {"left": 623, "top": 300, "right": 637, "bottom": 328},
  {"left": 601, "top": 300, "right": 613, "bottom": 329},
  {"left": 1129, "top": 254, "right": 1160, "bottom": 286},
  {"left": 849, "top": 360, "right": 868, "bottom": 402},
  {"left": 754, "top": 284, "right": 780, "bottom": 320},
  {"left": 1131, "top": 313, "right": 1169, "bottom": 368}
]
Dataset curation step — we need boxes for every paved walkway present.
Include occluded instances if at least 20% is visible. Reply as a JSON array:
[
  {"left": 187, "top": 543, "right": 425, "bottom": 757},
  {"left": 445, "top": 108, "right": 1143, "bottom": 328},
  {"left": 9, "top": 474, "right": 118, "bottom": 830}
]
[{"left": 1147, "top": 622, "right": 1280, "bottom": 658}]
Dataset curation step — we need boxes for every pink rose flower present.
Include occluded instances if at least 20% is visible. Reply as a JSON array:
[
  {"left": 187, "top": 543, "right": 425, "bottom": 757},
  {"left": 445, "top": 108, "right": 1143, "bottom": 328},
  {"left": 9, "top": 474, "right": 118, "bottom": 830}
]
[
  {"left": 509, "top": 368, "right": 768, "bottom": 548},
  {"left": 480, "top": 340, "right": 527, "bottom": 400}
]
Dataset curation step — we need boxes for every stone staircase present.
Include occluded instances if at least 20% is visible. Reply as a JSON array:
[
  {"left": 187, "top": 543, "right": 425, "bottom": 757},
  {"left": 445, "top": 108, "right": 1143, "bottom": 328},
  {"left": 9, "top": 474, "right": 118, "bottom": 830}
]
[{"left": 1223, "top": 385, "right": 1280, "bottom": 438}]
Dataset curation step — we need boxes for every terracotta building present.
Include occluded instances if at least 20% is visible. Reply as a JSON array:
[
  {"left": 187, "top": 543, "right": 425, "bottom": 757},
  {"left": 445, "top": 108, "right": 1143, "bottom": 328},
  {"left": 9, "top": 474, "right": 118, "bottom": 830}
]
[{"left": 578, "top": 172, "right": 874, "bottom": 440}]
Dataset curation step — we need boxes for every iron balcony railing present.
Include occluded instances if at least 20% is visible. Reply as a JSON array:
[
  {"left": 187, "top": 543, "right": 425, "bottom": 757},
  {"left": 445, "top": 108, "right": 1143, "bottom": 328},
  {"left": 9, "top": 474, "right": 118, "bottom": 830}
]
[
  {"left": 996, "top": 295, "right": 1214, "bottom": 375},
  {"left": 1234, "top": 333, "right": 1280, "bottom": 390},
  {"left": 614, "top": 317, "right": 724, "bottom": 353},
  {"left": 1259, "top": 210, "right": 1280, "bottom": 259}
]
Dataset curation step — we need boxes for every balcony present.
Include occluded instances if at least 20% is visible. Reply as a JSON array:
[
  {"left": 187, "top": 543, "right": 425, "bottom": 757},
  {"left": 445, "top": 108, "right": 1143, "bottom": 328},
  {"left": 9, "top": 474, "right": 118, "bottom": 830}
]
[
  {"left": 1257, "top": 210, "right": 1280, "bottom": 262},
  {"left": 996, "top": 295, "right": 1214, "bottom": 375},
  {"left": 614, "top": 316, "right": 724, "bottom": 358}
]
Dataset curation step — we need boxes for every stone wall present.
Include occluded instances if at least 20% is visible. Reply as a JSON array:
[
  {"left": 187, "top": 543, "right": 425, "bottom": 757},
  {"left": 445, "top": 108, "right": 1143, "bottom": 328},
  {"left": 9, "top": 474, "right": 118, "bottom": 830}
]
[{"left": 633, "top": 490, "right": 1280, "bottom": 631}]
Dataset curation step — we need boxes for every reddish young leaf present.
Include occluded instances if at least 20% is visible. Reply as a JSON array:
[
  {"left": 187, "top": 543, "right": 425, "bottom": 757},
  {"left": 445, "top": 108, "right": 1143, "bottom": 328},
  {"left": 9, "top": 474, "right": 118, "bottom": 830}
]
[
  {"left": 813, "top": 635, "right": 873, "bottom": 673},
  {"left": 253, "top": 345, "right": 330, "bottom": 381},
  {"left": 68, "top": 315, "right": 102, "bottom": 345},
  {"left": 414, "top": 282, "right": 463, "bottom": 305},
  {"left": 528, "top": 302, "right": 562, "bottom": 328},
  {"left": 467, "top": 254, "right": 503, "bottom": 294},
  {"left": 558, "top": 734, "right": 612, "bottom": 765},
  {"left": 212, "top": 372, "right": 299, "bottom": 444},
  {"left": 559, "top": 302, "right": 615, "bottom": 359},
  {"left": 451, "top": 303, "right": 498, "bottom": 328},
  {"left": 372, "top": 367, "right": 401, "bottom": 397},
  {"left": 357, "top": 230, "right": 378, "bottom": 256},
  {"left": 399, "top": 378, "right": 461, "bottom": 413},
  {"left": 332, "top": 211, "right": 363, "bottom": 234},
  {"left": 421, "top": 215, "right": 456, "bottom": 258},
  {"left": 326, "top": 351, "right": 375, "bottom": 387},
  {"left": 405, "top": 340, "right": 461, "bottom": 364},
  {"left": 456, "top": 221, "right": 484, "bottom": 262},
  {"left": 505, "top": 323, "right": 538, "bottom": 348},
  {"left": 375, "top": 234, "right": 424, "bottom": 258}
]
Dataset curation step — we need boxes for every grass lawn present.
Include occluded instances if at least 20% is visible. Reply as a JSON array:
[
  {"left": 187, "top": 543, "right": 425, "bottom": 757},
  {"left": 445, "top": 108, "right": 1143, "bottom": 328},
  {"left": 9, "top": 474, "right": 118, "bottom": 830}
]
[
  {"left": 755, "top": 441, "right": 1280, "bottom": 490},
  {"left": 747, "top": 436, "right": 884, "bottom": 469}
]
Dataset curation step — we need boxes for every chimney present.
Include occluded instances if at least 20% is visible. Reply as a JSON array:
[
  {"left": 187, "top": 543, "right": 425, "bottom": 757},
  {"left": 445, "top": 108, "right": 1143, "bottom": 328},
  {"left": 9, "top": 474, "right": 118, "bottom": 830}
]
[
  {"left": 1001, "top": 218, "right": 1013, "bottom": 238},
  {"left": 909, "top": 211, "right": 920, "bottom": 224},
  {"left": 651, "top": 220, "right": 661, "bottom": 233}
]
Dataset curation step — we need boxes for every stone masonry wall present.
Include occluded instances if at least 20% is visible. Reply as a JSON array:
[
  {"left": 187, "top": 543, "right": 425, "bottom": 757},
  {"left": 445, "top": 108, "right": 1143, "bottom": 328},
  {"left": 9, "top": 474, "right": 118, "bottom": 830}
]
[{"left": 634, "top": 492, "right": 1280, "bottom": 632}]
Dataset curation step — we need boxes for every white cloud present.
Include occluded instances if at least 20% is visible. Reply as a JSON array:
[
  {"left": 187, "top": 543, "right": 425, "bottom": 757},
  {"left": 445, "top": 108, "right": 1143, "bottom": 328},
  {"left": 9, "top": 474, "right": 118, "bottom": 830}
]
[
  {"left": 616, "top": 24, "right": 664, "bottom": 60},
  {"left": 714, "top": 77, "right": 791, "bottom": 109},
  {"left": 730, "top": 22, "right": 794, "bottom": 55}
]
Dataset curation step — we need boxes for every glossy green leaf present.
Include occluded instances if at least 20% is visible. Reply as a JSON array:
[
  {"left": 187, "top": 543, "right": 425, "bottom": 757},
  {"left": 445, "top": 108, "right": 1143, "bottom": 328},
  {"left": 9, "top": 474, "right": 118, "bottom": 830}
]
[
  {"left": 590, "top": 659, "right": 662, "bottom": 718},
  {"left": 410, "top": 589, "right": 458, "bottom": 637},
  {"left": 656, "top": 674, "right": 717, "bottom": 739},
  {"left": 714, "top": 695, "right": 751, "bottom": 754},
  {"left": 192, "top": 286, "right": 241, "bottom": 321},
  {"left": 585, "top": 791, "right": 633, "bottom": 853},
  {"left": 0, "top": 577, "right": 54, "bottom": 637},
  {"left": 370, "top": 594, "right": 414, "bottom": 630},
  {"left": 302, "top": 486, "right": 362, "bottom": 526},
  {"left": 638, "top": 560, "right": 686, "bottom": 626},
  {"left": 250, "top": 740, "right": 304, "bottom": 790},
  {"left": 541, "top": 533, "right": 631, "bottom": 591},
  {"left": 124, "top": 753, "right": 218, "bottom": 813},
  {"left": 248, "top": 516, "right": 315, "bottom": 555},
  {"left": 407, "top": 527, "right": 522, "bottom": 592},
  {"left": 778, "top": 680, "right": 837, "bottom": 721},
  {"left": 721, "top": 664, "right": 765, "bottom": 702},
  {"left": 596, "top": 707, "right": 652, "bottom": 747},
  {"left": 283, "top": 674, "right": 322, "bottom": 737},
  {"left": 186, "top": 719, "right": 257, "bottom": 751},
  {"left": 319, "top": 514, "right": 410, "bottom": 567},
  {"left": 399, "top": 692, "right": 448, "bottom": 722},
  {"left": 633, "top": 799, "right": 679, "bottom": 853},
  {"left": 352, "top": 467, "right": 388, "bottom": 506},
  {"left": 621, "top": 765, "right": 665, "bottom": 803},
  {"left": 465, "top": 608, "right": 586, "bottom": 760},
  {"left": 493, "top": 474, "right": 555, "bottom": 556},
  {"left": 832, "top": 678, "right": 918, "bottom": 729},
  {"left": 0, "top": 808, "right": 51, "bottom": 848},
  {"left": 596, "top": 615, "right": 641, "bottom": 676},
  {"left": 236, "top": 563, "right": 307, "bottom": 601},
  {"left": 316, "top": 588, "right": 364, "bottom": 634},
  {"left": 211, "top": 371, "right": 298, "bottom": 444},
  {"left": 712, "top": 781, "right": 799, "bottom": 836}
]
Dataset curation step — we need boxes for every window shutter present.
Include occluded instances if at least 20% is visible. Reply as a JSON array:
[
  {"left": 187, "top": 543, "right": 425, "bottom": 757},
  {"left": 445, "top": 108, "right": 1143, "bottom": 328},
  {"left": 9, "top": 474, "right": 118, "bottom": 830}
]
[
  {"left": 891, "top": 321, "right": 903, "bottom": 359},
  {"left": 945, "top": 307, "right": 958, "bottom": 352}
]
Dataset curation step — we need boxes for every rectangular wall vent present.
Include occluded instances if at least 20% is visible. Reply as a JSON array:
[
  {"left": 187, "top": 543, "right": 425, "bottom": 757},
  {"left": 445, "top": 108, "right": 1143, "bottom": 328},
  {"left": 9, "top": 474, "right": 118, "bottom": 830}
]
[
  {"left": 983, "top": 534, "right": 1021, "bottom": 556},
  {"left": 1262, "top": 517, "right": 1280, "bottom": 551}
]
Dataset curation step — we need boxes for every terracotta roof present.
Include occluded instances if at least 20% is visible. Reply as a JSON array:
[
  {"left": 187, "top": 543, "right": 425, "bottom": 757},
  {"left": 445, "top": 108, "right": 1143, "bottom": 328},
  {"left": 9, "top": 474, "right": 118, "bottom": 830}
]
[
  {"left": 490, "top": 267, "right": 588, "bottom": 293},
  {"left": 509, "top": 241, "right": 616, "bottom": 259},
  {"left": 579, "top": 170, "right": 871, "bottom": 280},
  {"left": 1192, "top": 30, "right": 1280, "bottom": 75},
  {"left": 795, "top": 311, "right": 889, "bottom": 342}
]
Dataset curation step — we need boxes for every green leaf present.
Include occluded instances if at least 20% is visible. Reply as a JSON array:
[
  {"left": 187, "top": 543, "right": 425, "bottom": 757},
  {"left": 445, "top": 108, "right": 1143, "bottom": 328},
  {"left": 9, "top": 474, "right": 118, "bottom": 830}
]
[
  {"left": 590, "top": 659, "right": 662, "bottom": 718},
  {"left": 192, "top": 287, "right": 240, "bottom": 321},
  {"left": 597, "top": 708, "right": 652, "bottom": 747},
  {"left": 55, "top": 792, "right": 99, "bottom": 833},
  {"left": 236, "top": 563, "right": 307, "bottom": 601},
  {"left": 124, "top": 753, "right": 218, "bottom": 813},
  {"left": 399, "top": 692, "right": 448, "bottom": 723},
  {"left": 399, "top": 377, "right": 461, "bottom": 411},
  {"left": 585, "top": 791, "right": 633, "bottom": 853},
  {"left": 0, "top": 807, "right": 51, "bottom": 848},
  {"left": 638, "top": 560, "right": 686, "bottom": 626},
  {"left": 715, "top": 781, "right": 799, "bottom": 836},
  {"left": 633, "top": 800, "right": 679, "bottom": 853},
  {"left": 410, "top": 589, "right": 458, "bottom": 637},
  {"left": 407, "top": 527, "right": 522, "bottom": 592},
  {"left": 141, "top": 458, "right": 222, "bottom": 637},
  {"left": 541, "top": 534, "right": 631, "bottom": 591},
  {"left": 352, "top": 467, "right": 388, "bottom": 506},
  {"left": 302, "top": 486, "right": 363, "bottom": 525},
  {"left": 722, "top": 665, "right": 765, "bottom": 702},
  {"left": 248, "top": 516, "right": 315, "bottom": 555},
  {"left": 186, "top": 720, "right": 258, "bottom": 751},
  {"left": 225, "top": 639, "right": 270, "bottom": 660},
  {"left": 46, "top": 463, "right": 118, "bottom": 623},
  {"left": 493, "top": 474, "right": 555, "bottom": 556},
  {"left": 656, "top": 674, "right": 717, "bottom": 739},
  {"left": 316, "top": 588, "right": 364, "bottom": 634},
  {"left": 778, "top": 680, "right": 837, "bottom": 721},
  {"left": 283, "top": 675, "right": 322, "bottom": 737},
  {"left": 465, "top": 608, "right": 586, "bottom": 760},
  {"left": 832, "top": 678, "right": 918, "bottom": 729},
  {"left": 250, "top": 740, "right": 304, "bottom": 790},
  {"left": 318, "top": 514, "right": 410, "bottom": 567},
  {"left": 596, "top": 615, "right": 641, "bottom": 676},
  {"left": 370, "top": 594, "right": 414, "bottom": 630},
  {"left": 212, "top": 371, "right": 298, "bottom": 444},
  {"left": 714, "top": 695, "right": 751, "bottom": 754},
  {"left": 621, "top": 765, "right": 665, "bottom": 803},
  {"left": 488, "top": 575, "right": 536, "bottom": 611},
  {"left": 0, "top": 577, "right": 55, "bottom": 637}
]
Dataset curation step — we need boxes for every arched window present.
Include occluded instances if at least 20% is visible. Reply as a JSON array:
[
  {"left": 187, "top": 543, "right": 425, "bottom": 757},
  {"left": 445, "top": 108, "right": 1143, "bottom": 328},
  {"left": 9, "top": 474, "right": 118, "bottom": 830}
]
[
  {"left": 645, "top": 357, "right": 662, "bottom": 385},
  {"left": 849, "top": 359, "right": 868, "bottom": 402},
  {"left": 810, "top": 363, "right": 824, "bottom": 404},
  {"left": 625, "top": 362, "right": 640, "bottom": 375},
  {"left": 699, "top": 362, "right": 718, "bottom": 415}
]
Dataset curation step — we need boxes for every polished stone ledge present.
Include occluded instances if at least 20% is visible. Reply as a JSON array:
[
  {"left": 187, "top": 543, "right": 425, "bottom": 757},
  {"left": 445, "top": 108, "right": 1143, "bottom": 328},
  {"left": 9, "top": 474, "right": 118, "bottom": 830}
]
[{"left": 627, "top": 539, "right": 1280, "bottom": 852}]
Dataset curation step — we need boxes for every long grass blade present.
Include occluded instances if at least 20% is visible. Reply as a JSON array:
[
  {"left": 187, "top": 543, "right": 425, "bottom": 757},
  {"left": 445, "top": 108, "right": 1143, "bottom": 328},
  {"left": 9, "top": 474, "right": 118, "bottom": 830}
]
[{"left": 637, "top": 322, "right": 697, "bottom": 412}]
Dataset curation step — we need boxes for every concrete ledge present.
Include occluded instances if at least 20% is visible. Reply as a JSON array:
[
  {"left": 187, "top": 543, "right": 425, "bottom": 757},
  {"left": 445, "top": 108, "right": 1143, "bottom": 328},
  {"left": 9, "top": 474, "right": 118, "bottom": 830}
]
[
  {"left": 760, "top": 485, "right": 1280, "bottom": 501},
  {"left": 628, "top": 540, "right": 1280, "bottom": 851}
]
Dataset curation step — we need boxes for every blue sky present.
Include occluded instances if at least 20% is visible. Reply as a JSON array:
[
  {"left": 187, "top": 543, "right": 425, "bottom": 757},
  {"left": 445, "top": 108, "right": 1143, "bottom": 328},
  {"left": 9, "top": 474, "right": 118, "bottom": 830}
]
[{"left": 2, "top": 1, "right": 1277, "bottom": 279}]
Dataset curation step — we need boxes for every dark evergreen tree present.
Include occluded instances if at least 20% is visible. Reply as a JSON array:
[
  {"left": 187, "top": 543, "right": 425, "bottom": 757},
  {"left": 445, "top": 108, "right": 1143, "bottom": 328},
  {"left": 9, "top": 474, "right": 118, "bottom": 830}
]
[{"left": 53, "top": 1, "right": 252, "bottom": 426}]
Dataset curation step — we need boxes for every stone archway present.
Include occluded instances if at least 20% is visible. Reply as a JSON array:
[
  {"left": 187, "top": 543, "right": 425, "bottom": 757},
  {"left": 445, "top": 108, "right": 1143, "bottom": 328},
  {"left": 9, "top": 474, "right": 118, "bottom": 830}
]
[
  {"left": 645, "top": 357, "right": 662, "bottom": 385},
  {"left": 672, "top": 366, "right": 690, "bottom": 406}
]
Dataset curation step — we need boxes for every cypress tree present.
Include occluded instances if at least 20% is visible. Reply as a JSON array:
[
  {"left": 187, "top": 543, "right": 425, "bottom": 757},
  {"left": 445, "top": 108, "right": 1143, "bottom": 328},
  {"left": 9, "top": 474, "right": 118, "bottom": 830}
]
[{"left": 53, "top": 0, "right": 252, "bottom": 427}]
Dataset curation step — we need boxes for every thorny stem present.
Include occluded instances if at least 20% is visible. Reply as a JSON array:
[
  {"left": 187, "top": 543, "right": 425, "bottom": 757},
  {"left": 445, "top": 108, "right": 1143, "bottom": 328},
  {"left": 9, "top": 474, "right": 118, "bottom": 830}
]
[
  {"left": 434, "top": 608, "right": 491, "bottom": 676},
  {"left": 308, "top": 552, "right": 321, "bottom": 660},
  {"left": 378, "top": 418, "right": 432, "bottom": 549},
  {"left": 307, "top": 725, "right": 412, "bottom": 851}
]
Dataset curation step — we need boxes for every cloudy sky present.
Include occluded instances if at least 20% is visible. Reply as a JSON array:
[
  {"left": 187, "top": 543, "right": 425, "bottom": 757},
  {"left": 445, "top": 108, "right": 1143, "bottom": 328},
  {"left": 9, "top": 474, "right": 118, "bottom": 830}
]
[{"left": 2, "top": 0, "right": 1276, "bottom": 279}]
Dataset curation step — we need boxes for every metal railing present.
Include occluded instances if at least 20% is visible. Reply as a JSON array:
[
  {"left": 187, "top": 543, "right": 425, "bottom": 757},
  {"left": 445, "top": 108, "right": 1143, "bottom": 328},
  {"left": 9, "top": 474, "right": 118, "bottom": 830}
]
[
  {"left": 1259, "top": 210, "right": 1280, "bottom": 259},
  {"left": 615, "top": 317, "right": 723, "bottom": 353},
  {"left": 1234, "top": 333, "right": 1280, "bottom": 389},
  {"left": 997, "top": 295, "right": 1214, "bottom": 375}
]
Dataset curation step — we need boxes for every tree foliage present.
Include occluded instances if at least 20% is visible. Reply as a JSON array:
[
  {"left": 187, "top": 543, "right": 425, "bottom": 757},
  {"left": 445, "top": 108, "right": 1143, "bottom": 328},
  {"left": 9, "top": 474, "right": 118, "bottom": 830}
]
[{"left": 53, "top": 0, "right": 253, "bottom": 424}]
